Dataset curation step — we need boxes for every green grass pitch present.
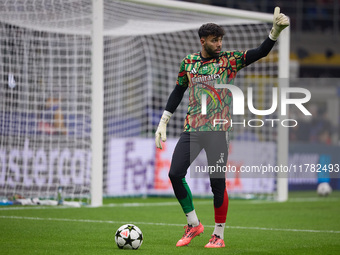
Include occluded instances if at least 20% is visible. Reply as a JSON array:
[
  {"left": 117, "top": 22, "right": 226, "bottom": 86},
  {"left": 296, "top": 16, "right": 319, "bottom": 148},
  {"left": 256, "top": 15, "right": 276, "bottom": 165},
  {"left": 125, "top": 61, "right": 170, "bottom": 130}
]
[{"left": 0, "top": 191, "right": 339, "bottom": 254}]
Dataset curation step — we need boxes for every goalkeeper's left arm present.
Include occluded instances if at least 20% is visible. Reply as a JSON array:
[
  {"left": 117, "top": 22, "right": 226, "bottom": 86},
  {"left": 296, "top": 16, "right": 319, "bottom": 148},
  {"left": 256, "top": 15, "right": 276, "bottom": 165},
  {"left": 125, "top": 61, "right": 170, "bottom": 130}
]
[
  {"left": 245, "top": 6, "right": 289, "bottom": 66},
  {"left": 269, "top": 7, "right": 289, "bottom": 41},
  {"left": 155, "top": 85, "right": 187, "bottom": 149}
]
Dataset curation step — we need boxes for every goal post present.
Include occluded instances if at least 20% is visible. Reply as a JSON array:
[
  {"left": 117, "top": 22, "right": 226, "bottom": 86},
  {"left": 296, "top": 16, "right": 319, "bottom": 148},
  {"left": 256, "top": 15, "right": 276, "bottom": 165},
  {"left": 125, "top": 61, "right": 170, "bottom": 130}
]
[
  {"left": 91, "top": 0, "right": 104, "bottom": 207},
  {"left": 277, "top": 26, "right": 291, "bottom": 202}
]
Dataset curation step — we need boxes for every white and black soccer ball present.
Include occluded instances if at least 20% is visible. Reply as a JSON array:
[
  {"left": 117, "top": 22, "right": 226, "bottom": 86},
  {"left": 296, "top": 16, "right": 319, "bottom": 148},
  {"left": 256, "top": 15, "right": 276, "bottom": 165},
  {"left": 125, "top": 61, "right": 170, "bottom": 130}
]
[
  {"left": 317, "top": 182, "right": 332, "bottom": 197},
  {"left": 115, "top": 224, "right": 143, "bottom": 249}
]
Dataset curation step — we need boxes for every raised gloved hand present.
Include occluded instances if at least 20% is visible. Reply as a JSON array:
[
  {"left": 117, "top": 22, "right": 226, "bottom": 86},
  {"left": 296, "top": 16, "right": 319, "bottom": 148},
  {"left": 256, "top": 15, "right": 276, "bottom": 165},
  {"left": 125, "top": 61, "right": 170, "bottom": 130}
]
[{"left": 269, "top": 7, "right": 290, "bottom": 41}]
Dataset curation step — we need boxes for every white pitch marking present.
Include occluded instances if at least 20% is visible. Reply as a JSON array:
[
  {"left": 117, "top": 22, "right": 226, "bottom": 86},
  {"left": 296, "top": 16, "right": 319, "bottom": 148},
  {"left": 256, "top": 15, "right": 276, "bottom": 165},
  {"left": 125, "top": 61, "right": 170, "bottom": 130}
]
[
  {"left": 0, "top": 215, "right": 339, "bottom": 234},
  {"left": 1, "top": 197, "right": 339, "bottom": 211},
  {"left": 0, "top": 201, "right": 212, "bottom": 211}
]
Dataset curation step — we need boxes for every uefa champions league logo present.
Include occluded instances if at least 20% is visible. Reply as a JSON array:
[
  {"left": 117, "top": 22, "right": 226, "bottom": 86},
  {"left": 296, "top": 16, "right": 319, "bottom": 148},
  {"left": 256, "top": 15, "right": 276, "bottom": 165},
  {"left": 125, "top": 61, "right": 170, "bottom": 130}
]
[{"left": 201, "top": 84, "right": 312, "bottom": 128}]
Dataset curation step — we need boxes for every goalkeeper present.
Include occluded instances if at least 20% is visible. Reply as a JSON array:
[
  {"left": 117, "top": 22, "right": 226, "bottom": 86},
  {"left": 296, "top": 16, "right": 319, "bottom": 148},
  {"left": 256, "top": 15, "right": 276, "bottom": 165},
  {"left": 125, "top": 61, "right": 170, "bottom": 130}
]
[{"left": 155, "top": 7, "right": 289, "bottom": 248}]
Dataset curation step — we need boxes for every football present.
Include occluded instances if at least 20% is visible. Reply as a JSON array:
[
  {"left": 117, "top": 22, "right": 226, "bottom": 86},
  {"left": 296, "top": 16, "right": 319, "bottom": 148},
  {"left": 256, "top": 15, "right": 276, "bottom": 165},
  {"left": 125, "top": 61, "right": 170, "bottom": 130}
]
[
  {"left": 115, "top": 224, "right": 143, "bottom": 249},
  {"left": 317, "top": 182, "right": 332, "bottom": 197}
]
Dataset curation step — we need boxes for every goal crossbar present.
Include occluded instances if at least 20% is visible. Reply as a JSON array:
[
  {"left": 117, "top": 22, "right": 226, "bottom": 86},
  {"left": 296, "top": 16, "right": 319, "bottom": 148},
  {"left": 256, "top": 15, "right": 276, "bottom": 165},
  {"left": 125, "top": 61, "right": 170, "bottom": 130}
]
[{"left": 128, "top": 0, "right": 273, "bottom": 22}]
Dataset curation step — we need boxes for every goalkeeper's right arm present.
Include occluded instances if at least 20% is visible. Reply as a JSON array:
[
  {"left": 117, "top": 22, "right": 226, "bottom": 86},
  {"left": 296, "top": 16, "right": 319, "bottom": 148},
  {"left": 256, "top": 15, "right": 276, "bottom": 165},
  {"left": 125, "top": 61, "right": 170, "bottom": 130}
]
[
  {"left": 155, "top": 85, "right": 187, "bottom": 149},
  {"left": 155, "top": 110, "right": 172, "bottom": 149}
]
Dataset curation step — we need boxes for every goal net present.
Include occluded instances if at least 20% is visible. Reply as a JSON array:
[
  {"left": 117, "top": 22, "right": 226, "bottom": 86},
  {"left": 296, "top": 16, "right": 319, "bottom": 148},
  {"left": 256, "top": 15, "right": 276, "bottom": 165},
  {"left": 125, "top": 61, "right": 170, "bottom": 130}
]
[
  {"left": 0, "top": 1, "right": 92, "bottom": 203},
  {"left": 0, "top": 0, "right": 289, "bottom": 205}
]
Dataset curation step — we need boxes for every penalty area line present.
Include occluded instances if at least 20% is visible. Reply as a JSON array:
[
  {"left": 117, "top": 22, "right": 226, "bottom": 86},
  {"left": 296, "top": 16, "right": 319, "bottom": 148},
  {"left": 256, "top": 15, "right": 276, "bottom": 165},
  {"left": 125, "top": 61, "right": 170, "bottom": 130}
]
[{"left": 0, "top": 215, "right": 339, "bottom": 234}]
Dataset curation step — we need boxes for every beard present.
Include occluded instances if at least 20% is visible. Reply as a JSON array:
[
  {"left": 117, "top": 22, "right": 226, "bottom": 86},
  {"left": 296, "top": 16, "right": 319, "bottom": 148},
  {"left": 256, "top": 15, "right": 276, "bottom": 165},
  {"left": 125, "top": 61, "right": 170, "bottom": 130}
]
[{"left": 204, "top": 44, "right": 220, "bottom": 58}]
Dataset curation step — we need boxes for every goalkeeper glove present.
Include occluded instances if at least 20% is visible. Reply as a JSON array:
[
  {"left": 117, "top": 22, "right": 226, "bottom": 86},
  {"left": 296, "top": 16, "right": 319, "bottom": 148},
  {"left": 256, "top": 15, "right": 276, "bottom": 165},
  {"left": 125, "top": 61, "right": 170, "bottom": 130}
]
[
  {"left": 269, "top": 7, "right": 290, "bottom": 41},
  {"left": 155, "top": 110, "right": 172, "bottom": 149}
]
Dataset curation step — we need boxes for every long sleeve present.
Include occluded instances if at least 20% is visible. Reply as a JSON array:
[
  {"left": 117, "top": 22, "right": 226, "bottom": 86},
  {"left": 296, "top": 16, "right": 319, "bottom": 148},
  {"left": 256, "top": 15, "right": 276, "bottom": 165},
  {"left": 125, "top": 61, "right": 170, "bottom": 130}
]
[
  {"left": 245, "top": 37, "right": 276, "bottom": 66},
  {"left": 164, "top": 85, "right": 187, "bottom": 113}
]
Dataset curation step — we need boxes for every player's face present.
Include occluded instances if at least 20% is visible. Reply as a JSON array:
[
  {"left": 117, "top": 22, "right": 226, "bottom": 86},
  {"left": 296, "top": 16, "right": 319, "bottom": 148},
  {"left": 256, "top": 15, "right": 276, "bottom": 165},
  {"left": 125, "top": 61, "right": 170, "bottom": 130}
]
[{"left": 201, "top": 35, "right": 222, "bottom": 58}]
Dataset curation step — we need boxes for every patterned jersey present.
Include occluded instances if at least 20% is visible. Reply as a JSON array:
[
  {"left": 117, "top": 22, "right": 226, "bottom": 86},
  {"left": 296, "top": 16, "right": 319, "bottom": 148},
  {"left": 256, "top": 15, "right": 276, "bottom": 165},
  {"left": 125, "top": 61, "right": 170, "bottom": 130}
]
[{"left": 176, "top": 51, "right": 247, "bottom": 132}]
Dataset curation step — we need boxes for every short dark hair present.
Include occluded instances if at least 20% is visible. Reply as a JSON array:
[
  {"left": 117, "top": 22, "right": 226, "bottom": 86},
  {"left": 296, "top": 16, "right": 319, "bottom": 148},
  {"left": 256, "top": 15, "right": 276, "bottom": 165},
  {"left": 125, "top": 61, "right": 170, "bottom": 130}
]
[{"left": 198, "top": 23, "right": 225, "bottom": 38}]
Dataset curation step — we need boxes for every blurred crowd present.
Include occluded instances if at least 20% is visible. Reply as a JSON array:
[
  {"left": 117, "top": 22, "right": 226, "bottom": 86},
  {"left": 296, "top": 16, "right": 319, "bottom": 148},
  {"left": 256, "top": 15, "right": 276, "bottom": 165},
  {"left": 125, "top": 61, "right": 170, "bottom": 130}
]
[
  {"left": 182, "top": 0, "right": 339, "bottom": 34},
  {"left": 289, "top": 104, "right": 338, "bottom": 145}
]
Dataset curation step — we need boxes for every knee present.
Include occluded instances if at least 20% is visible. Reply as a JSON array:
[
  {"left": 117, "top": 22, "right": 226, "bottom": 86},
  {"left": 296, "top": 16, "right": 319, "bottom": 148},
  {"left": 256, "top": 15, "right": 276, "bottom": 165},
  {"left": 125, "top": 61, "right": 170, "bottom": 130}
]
[
  {"left": 168, "top": 171, "right": 175, "bottom": 181},
  {"left": 168, "top": 171, "right": 183, "bottom": 183}
]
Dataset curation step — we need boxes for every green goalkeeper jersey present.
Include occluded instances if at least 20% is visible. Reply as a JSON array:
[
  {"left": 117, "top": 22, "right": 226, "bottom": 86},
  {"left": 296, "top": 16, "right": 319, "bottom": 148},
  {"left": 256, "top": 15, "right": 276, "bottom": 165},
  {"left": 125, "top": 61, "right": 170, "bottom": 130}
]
[{"left": 176, "top": 50, "right": 247, "bottom": 132}]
